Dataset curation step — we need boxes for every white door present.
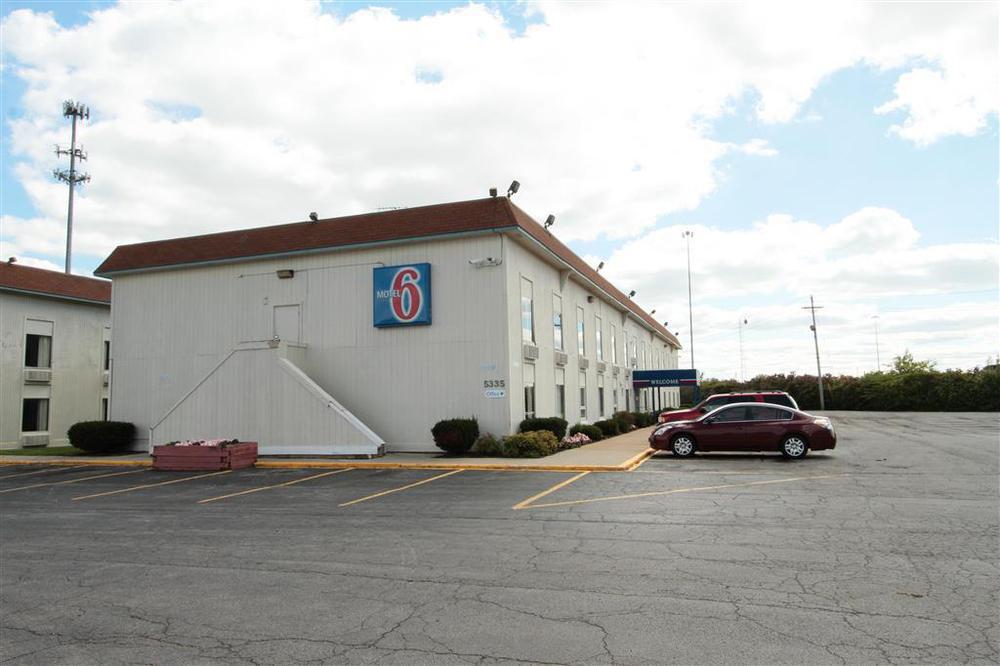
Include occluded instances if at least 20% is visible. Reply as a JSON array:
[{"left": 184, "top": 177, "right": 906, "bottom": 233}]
[{"left": 273, "top": 305, "right": 301, "bottom": 342}]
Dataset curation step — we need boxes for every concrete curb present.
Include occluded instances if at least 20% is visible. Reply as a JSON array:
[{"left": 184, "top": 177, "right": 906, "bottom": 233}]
[{"left": 1, "top": 448, "right": 657, "bottom": 473}]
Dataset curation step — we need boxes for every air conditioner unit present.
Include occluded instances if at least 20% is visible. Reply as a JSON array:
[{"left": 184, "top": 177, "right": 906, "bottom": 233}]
[
  {"left": 20, "top": 433, "right": 49, "bottom": 448},
  {"left": 554, "top": 351, "right": 568, "bottom": 366},
  {"left": 522, "top": 344, "right": 540, "bottom": 361},
  {"left": 597, "top": 361, "right": 607, "bottom": 373},
  {"left": 102, "top": 370, "right": 110, "bottom": 387},
  {"left": 579, "top": 357, "right": 589, "bottom": 370},
  {"left": 23, "top": 368, "right": 51, "bottom": 384}
]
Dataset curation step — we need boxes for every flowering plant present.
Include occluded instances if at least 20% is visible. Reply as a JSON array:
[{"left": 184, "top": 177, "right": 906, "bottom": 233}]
[
  {"left": 560, "top": 432, "right": 592, "bottom": 450},
  {"left": 165, "top": 438, "right": 240, "bottom": 447}
]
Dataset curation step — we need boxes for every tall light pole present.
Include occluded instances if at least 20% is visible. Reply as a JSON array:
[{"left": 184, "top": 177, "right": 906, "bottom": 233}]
[
  {"left": 53, "top": 100, "right": 91, "bottom": 274},
  {"left": 802, "top": 295, "right": 825, "bottom": 410},
  {"left": 682, "top": 230, "right": 695, "bottom": 370},
  {"left": 872, "top": 314, "right": 881, "bottom": 372}
]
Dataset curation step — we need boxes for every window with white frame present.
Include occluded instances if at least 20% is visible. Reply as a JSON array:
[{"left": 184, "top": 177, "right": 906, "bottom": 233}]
[
  {"left": 523, "top": 363, "right": 536, "bottom": 419},
  {"left": 579, "top": 371, "right": 587, "bottom": 419},
  {"left": 22, "top": 398, "right": 49, "bottom": 432},
  {"left": 552, "top": 294, "right": 563, "bottom": 350},
  {"left": 595, "top": 315, "right": 603, "bottom": 362},
  {"left": 25, "top": 334, "right": 52, "bottom": 368},
  {"left": 610, "top": 325, "right": 617, "bottom": 365},
  {"left": 576, "top": 306, "right": 585, "bottom": 356},
  {"left": 597, "top": 374, "right": 605, "bottom": 417},
  {"left": 555, "top": 368, "right": 565, "bottom": 419},
  {"left": 521, "top": 277, "right": 534, "bottom": 343}
]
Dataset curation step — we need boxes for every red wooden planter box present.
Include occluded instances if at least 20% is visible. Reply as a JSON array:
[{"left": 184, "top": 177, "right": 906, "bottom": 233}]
[{"left": 152, "top": 442, "right": 258, "bottom": 471}]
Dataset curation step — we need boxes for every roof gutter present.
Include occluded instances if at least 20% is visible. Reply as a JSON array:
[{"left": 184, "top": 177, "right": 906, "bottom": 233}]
[
  {"left": 508, "top": 227, "right": 680, "bottom": 349},
  {"left": 0, "top": 286, "right": 110, "bottom": 306},
  {"left": 94, "top": 226, "right": 520, "bottom": 278}
]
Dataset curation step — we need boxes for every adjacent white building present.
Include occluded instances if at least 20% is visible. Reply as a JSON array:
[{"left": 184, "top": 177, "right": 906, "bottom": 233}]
[
  {"left": 97, "top": 196, "right": 681, "bottom": 455},
  {"left": 0, "top": 261, "right": 111, "bottom": 449}
]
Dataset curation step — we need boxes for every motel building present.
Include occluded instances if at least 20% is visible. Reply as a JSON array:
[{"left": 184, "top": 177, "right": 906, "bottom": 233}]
[
  {"left": 0, "top": 261, "right": 111, "bottom": 449},
  {"left": 96, "top": 195, "right": 682, "bottom": 455}
]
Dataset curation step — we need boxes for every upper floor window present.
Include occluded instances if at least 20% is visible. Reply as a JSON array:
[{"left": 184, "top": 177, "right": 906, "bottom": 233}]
[
  {"left": 103, "top": 340, "right": 110, "bottom": 371},
  {"left": 25, "top": 334, "right": 52, "bottom": 369},
  {"left": 576, "top": 306, "right": 586, "bottom": 356},
  {"left": 610, "top": 325, "right": 617, "bottom": 365},
  {"left": 595, "top": 315, "right": 603, "bottom": 361},
  {"left": 520, "top": 277, "right": 534, "bottom": 343},
  {"left": 552, "top": 294, "right": 563, "bottom": 350}
]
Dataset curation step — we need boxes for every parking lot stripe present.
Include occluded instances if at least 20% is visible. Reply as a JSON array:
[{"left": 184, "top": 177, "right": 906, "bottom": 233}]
[
  {"left": 198, "top": 468, "right": 354, "bottom": 504},
  {"left": 512, "top": 471, "right": 591, "bottom": 510},
  {"left": 627, "top": 449, "right": 656, "bottom": 471},
  {"left": 339, "top": 469, "right": 464, "bottom": 507},
  {"left": 524, "top": 473, "right": 848, "bottom": 510},
  {"left": 72, "top": 470, "right": 232, "bottom": 501},
  {"left": 0, "top": 469, "right": 145, "bottom": 494},
  {"left": 0, "top": 465, "right": 88, "bottom": 480}
]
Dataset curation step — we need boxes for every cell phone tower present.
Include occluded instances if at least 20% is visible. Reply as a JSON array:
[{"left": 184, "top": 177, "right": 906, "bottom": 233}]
[{"left": 53, "top": 100, "right": 91, "bottom": 274}]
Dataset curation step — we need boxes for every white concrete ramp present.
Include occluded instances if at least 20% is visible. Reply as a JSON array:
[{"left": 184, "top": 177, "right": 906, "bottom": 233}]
[{"left": 149, "top": 342, "right": 384, "bottom": 456}]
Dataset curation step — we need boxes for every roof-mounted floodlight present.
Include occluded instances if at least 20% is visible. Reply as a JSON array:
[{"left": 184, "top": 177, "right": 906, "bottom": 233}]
[
  {"left": 308, "top": 212, "right": 318, "bottom": 222},
  {"left": 489, "top": 187, "right": 498, "bottom": 197},
  {"left": 507, "top": 180, "right": 520, "bottom": 198},
  {"left": 596, "top": 261, "right": 604, "bottom": 272},
  {"left": 628, "top": 290, "right": 636, "bottom": 298},
  {"left": 544, "top": 214, "right": 555, "bottom": 229}
]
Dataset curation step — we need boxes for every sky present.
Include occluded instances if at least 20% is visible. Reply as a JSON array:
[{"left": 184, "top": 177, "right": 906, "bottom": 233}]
[{"left": 1, "top": 0, "right": 997, "bottom": 379}]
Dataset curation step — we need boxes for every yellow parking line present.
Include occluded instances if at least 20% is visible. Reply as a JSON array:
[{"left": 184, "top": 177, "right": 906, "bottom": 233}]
[
  {"left": 198, "top": 468, "right": 353, "bottom": 504},
  {"left": 627, "top": 449, "right": 657, "bottom": 471},
  {"left": 512, "top": 471, "right": 590, "bottom": 510},
  {"left": 0, "top": 469, "right": 145, "bottom": 494},
  {"left": 524, "top": 473, "right": 848, "bottom": 510},
  {"left": 339, "top": 469, "right": 464, "bottom": 507},
  {"left": 0, "top": 465, "right": 88, "bottom": 480},
  {"left": 72, "top": 470, "right": 231, "bottom": 501}
]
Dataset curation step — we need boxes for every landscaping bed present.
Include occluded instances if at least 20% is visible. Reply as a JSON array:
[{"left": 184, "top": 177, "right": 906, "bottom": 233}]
[{"left": 152, "top": 440, "right": 257, "bottom": 471}]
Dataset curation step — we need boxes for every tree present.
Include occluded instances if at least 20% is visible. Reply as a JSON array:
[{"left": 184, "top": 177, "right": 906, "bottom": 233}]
[{"left": 890, "top": 350, "right": 937, "bottom": 374}]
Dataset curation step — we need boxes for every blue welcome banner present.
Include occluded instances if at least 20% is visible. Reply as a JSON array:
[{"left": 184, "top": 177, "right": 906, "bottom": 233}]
[{"left": 631, "top": 369, "right": 698, "bottom": 388}]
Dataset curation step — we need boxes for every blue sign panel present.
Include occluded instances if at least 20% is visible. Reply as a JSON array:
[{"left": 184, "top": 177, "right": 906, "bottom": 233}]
[
  {"left": 631, "top": 369, "right": 698, "bottom": 388},
  {"left": 373, "top": 263, "right": 432, "bottom": 327}
]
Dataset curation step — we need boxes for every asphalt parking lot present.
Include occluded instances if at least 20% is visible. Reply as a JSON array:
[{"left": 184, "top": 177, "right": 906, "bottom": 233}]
[{"left": 2, "top": 412, "right": 997, "bottom": 665}]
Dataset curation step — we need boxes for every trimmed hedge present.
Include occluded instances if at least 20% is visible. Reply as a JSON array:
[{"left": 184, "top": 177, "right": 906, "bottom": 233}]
[
  {"left": 471, "top": 433, "right": 505, "bottom": 456},
  {"left": 593, "top": 419, "right": 620, "bottom": 438},
  {"left": 518, "top": 417, "right": 568, "bottom": 440},
  {"left": 503, "top": 430, "right": 560, "bottom": 458},
  {"left": 569, "top": 423, "right": 603, "bottom": 442},
  {"left": 431, "top": 417, "right": 480, "bottom": 455},
  {"left": 612, "top": 411, "right": 636, "bottom": 432},
  {"left": 67, "top": 421, "right": 135, "bottom": 453}
]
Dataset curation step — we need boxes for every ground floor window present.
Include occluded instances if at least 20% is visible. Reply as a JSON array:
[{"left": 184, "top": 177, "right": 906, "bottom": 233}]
[
  {"left": 523, "top": 363, "right": 536, "bottom": 420},
  {"left": 612, "top": 385, "right": 619, "bottom": 414},
  {"left": 597, "top": 375, "right": 605, "bottom": 418},
  {"left": 22, "top": 398, "right": 49, "bottom": 432},
  {"left": 579, "top": 372, "right": 587, "bottom": 420},
  {"left": 554, "top": 368, "right": 565, "bottom": 419},
  {"left": 102, "top": 398, "right": 109, "bottom": 421}
]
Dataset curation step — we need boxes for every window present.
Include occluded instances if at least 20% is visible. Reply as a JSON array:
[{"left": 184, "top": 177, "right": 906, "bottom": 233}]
[
  {"left": 22, "top": 398, "right": 49, "bottom": 432},
  {"left": 612, "top": 382, "right": 619, "bottom": 413},
  {"left": 711, "top": 406, "right": 748, "bottom": 422},
  {"left": 597, "top": 374, "right": 605, "bottom": 417},
  {"left": 103, "top": 340, "right": 110, "bottom": 371},
  {"left": 611, "top": 325, "right": 617, "bottom": 365},
  {"left": 595, "top": 315, "right": 603, "bottom": 361},
  {"left": 523, "top": 363, "right": 536, "bottom": 419},
  {"left": 555, "top": 368, "right": 565, "bottom": 419},
  {"left": 576, "top": 306, "right": 585, "bottom": 356},
  {"left": 579, "top": 371, "right": 587, "bottom": 419},
  {"left": 520, "top": 277, "right": 534, "bottom": 343},
  {"left": 748, "top": 406, "right": 791, "bottom": 421},
  {"left": 702, "top": 396, "right": 728, "bottom": 411},
  {"left": 25, "top": 334, "right": 52, "bottom": 368},
  {"left": 102, "top": 398, "right": 109, "bottom": 421},
  {"left": 552, "top": 294, "right": 563, "bottom": 350},
  {"left": 763, "top": 394, "right": 794, "bottom": 408}
]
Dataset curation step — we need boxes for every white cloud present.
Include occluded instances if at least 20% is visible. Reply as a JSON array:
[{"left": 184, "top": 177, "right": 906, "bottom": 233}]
[{"left": 0, "top": 0, "right": 995, "bottom": 268}]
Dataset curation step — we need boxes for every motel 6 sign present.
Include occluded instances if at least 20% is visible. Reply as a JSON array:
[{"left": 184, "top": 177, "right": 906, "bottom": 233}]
[{"left": 373, "top": 263, "right": 432, "bottom": 327}]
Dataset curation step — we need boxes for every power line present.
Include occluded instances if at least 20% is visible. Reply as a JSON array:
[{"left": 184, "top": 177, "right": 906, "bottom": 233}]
[{"left": 53, "top": 100, "right": 91, "bottom": 274}]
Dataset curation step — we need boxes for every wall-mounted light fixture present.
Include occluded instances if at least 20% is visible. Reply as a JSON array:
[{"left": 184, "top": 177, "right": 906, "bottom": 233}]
[
  {"left": 586, "top": 295, "right": 594, "bottom": 303},
  {"left": 276, "top": 269, "right": 295, "bottom": 279}
]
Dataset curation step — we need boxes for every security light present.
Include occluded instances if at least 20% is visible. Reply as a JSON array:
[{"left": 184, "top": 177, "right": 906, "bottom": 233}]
[
  {"left": 507, "top": 180, "right": 520, "bottom": 197},
  {"left": 544, "top": 215, "right": 555, "bottom": 229},
  {"left": 489, "top": 187, "right": 498, "bottom": 197},
  {"left": 276, "top": 269, "right": 295, "bottom": 279},
  {"left": 628, "top": 290, "right": 636, "bottom": 298},
  {"left": 596, "top": 261, "right": 604, "bottom": 272},
  {"left": 309, "top": 212, "right": 318, "bottom": 222},
  {"left": 650, "top": 309, "right": 656, "bottom": 315}
]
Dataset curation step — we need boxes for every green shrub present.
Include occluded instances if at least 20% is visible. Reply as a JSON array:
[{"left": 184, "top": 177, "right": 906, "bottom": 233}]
[
  {"left": 471, "top": 433, "right": 505, "bottom": 457},
  {"left": 593, "top": 419, "right": 620, "bottom": 438},
  {"left": 569, "top": 423, "right": 603, "bottom": 441},
  {"left": 630, "top": 411, "right": 657, "bottom": 427},
  {"left": 613, "top": 411, "right": 636, "bottom": 432},
  {"left": 431, "top": 418, "right": 479, "bottom": 455},
  {"left": 67, "top": 421, "right": 135, "bottom": 453},
  {"left": 518, "top": 417, "right": 568, "bottom": 439},
  {"left": 502, "top": 430, "right": 560, "bottom": 458}
]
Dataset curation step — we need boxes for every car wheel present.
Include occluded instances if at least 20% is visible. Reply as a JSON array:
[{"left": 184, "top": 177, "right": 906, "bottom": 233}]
[
  {"left": 780, "top": 435, "right": 808, "bottom": 459},
  {"left": 671, "top": 435, "right": 696, "bottom": 457}
]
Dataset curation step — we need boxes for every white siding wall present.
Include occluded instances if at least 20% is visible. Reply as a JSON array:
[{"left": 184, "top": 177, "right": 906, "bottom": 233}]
[
  {"left": 110, "top": 235, "right": 511, "bottom": 452},
  {"left": 0, "top": 292, "right": 109, "bottom": 448},
  {"left": 502, "top": 239, "right": 680, "bottom": 432}
]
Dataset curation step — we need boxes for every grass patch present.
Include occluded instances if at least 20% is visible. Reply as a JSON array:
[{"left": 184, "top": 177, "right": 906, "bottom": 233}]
[{"left": 0, "top": 446, "right": 128, "bottom": 457}]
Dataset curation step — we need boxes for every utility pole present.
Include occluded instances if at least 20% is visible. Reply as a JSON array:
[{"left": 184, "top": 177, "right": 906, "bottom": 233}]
[
  {"left": 738, "top": 315, "right": 748, "bottom": 382},
  {"left": 682, "top": 230, "right": 695, "bottom": 370},
  {"left": 802, "top": 295, "right": 825, "bottom": 410},
  {"left": 53, "top": 100, "right": 91, "bottom": 274},
  {"left": 872, "top": 314, "right": 881, "bottom": 372}
]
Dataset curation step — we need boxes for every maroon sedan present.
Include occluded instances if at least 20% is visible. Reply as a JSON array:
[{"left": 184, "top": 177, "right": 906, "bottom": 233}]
[{"left": 648, "top": 403, "right": 836, "bottom": 459}]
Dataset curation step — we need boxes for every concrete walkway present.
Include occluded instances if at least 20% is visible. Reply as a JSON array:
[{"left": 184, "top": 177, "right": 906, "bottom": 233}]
[{"left": 0, "top": 427, "right": 656, "bottom": 473}]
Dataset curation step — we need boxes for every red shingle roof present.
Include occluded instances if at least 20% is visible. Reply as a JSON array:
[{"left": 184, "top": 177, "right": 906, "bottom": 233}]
[
  {"left": 96, "top": 197, "right": 679, "bottom": 347},
  {"left": 0, "top": 262, "right": 111, "bottom": 304}
]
